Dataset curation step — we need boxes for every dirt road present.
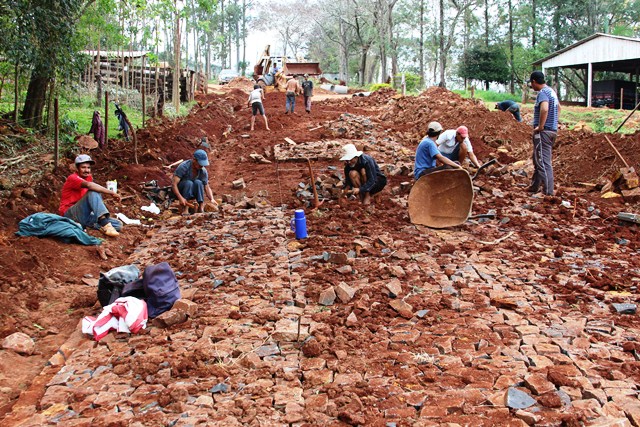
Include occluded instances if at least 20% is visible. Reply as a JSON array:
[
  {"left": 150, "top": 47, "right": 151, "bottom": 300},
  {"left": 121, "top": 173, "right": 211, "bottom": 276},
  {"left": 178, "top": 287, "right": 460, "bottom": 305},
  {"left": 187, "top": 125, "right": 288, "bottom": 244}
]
[{"left": 0, "top": 85, "right": 639, "bottom": 426}]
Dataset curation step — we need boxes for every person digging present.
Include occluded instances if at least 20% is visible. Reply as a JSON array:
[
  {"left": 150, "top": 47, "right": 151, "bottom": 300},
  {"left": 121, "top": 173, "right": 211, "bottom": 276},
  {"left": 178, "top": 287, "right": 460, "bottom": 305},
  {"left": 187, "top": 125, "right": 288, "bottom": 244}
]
[
  {"left": 172, "top": 149, "right": 217, "bottom": 215},
  {"left": 58, "top": 154, "right": 122, "bottom": 237},
  {"left": 340, "top": 143, "right": 387, "bottom": 205}
]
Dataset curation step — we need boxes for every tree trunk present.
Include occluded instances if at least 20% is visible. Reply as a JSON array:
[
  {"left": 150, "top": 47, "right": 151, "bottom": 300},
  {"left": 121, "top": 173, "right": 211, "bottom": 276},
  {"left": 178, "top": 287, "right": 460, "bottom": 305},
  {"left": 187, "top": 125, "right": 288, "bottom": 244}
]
[
  {"left": 359, "top": 48, "right": 368, "bottom": 86},
  {"left": 438, "top": 0, "right": 445, "bottom": 87},
  {"left": 242, "top": 0, "right": 247, "bottom": 76},
  {"left": 532, "top": 0, "right": 537, "bottom": 48},
  {"left": 173, "top": 1, "right": 181, "bottom": 111},
  {"left": 220, "top": 0, "right": 226, "bottom": 68},
  {"left": 13, "top": 63, "right": 19, "bottom": 123},
  {"left": 22, "top": 66, "right": 49, "bottom": 128},
  {"left": 419, "top": 0, "right": 424, "bottom": 88},
  {"left": 484, "top": 0, "right": 489, "bottom": 47},
  {"left": 508, "top": 0, "right": 514, "bottom": 93}
]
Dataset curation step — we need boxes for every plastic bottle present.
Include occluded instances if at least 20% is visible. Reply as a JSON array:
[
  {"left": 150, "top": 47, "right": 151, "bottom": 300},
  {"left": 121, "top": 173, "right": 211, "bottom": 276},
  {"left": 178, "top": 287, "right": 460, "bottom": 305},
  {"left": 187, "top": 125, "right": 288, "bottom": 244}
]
[{"left": 290, "top": 209, "right": 308, "bottom": 239}]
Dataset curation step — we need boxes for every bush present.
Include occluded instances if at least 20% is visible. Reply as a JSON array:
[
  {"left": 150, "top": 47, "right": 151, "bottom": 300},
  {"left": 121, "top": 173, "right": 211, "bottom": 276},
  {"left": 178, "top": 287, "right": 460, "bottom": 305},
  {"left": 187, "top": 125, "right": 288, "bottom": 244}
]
[{"left": 370, "top": 83, "right": 393, "bottom": 92}]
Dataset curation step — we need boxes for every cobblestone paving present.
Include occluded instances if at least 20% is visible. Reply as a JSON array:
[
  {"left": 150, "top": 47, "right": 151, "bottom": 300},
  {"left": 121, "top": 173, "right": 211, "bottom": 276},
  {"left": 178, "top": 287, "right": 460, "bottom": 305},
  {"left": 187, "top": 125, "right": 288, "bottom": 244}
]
[{"left": 7, "top": 200, "right": 640, "bottom": 426}]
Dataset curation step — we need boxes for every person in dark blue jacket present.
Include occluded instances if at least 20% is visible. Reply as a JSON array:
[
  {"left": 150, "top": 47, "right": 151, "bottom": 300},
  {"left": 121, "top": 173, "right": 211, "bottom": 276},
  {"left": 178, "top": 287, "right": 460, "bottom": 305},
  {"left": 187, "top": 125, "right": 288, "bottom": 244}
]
[
  {"left": 340, "top": 143, "right": 387, "bottom": 205},
  {"left": 495, "top": 100, "right": 522, "bottom": 122}
]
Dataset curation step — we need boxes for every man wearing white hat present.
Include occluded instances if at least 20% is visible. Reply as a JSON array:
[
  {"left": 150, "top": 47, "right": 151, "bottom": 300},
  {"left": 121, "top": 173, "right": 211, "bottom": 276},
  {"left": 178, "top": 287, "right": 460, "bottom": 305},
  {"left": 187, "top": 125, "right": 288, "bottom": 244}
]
[
  {"left": 340, "top": 143, "right": 387, "bottom": 205},
  {"left": 414, "top": 121, "right": 461, "bottom": 180},
  {"left": 58, "top": 154, "right": 122, "bottom": 237}
]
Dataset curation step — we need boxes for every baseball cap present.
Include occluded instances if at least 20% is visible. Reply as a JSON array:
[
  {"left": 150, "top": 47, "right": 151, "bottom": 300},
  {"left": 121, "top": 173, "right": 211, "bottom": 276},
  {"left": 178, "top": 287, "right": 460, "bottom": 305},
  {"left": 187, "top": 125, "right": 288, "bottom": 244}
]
[
  {"left": 456, "top": 126, "right": 469, "bottom": 138},
  {"left": 427, "top": 121, "right": 443, "bottom": 133},
  {"left": 304, "top": 73, "right": 309, "bottom": 77},
  {"left": 193, "top": 149, "right": 209, "bottom": 167},
  {"left": 75, "top": 154, "right": 95, "bottom": 165}
]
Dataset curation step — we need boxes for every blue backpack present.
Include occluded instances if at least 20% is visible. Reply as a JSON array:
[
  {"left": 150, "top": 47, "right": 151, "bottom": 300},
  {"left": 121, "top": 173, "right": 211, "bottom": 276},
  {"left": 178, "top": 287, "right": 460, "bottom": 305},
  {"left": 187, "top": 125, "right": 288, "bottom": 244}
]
[{"left": 100, "top": 262, "right": 181, "bottom": 318}]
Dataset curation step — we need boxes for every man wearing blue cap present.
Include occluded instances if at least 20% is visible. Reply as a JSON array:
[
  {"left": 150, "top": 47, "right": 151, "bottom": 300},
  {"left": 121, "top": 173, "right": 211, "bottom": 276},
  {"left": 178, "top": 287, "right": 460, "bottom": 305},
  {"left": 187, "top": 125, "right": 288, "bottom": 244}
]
[
  {"left": 172, "top": 149, "right": 217, "bottom": 214},
  {"left": 59, "top": 154, "right": 122, "bottom": 237}
]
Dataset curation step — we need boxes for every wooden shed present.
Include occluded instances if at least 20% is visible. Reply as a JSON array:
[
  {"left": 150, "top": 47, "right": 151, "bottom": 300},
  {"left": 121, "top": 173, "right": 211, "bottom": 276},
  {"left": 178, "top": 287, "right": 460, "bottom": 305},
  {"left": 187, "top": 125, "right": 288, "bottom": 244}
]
[{"left": 533, "top": 33, "right": 640, "bottom": 108}]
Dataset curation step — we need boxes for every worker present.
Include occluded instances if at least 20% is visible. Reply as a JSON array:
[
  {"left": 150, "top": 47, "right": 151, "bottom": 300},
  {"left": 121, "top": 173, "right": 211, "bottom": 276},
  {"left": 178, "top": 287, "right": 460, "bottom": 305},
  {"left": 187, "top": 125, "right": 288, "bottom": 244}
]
[
  {"left": 301, "top": 74, "right": 314, "bottom": 113},
  {"left": 529, "top": 70, "right": 560, "bottom": 196},
  {"left": 248, "top": 84, "right": 270, "bottom": 131},
  {"left": 59, "top": 154, "right": 122, "bottom": 237},
  {"left": 495, "top": 100, "right": 522, "bottom": 122},
  {"left": 172, "top": 150, "right": 217, "bottom": 215},
  {"left": 340, "top": 143, "right": 387, "bottom": 205},
  {"left": 414, "top": 121, "right": 462, "bottom": 180},
  {"left": 436, "top": 126, "right": 481, "bottom": 168},
  {"left": 285, "top": 75, "right": 301, "bottom": 114}
]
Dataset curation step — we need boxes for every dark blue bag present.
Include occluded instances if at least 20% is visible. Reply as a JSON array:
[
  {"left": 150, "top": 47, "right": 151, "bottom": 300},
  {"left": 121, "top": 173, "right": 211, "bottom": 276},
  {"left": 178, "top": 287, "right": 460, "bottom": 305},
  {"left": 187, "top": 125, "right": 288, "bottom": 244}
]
[{"left": 141, "top": 262, "right": 181, "bottom": 318}]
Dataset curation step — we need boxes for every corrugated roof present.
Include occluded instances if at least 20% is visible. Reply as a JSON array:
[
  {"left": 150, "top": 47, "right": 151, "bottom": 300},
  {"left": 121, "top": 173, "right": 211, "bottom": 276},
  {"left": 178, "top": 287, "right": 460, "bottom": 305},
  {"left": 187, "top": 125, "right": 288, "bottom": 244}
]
[{"left": 532, "top": 33, "right": 640, "bottom": 66}]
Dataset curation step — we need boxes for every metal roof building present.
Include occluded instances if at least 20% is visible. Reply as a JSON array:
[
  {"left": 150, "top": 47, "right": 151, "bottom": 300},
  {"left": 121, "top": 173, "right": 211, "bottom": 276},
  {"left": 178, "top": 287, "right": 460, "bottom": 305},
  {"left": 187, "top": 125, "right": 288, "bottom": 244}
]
[{"left": 533, "top": 33, "right": 640, "bottom": 107}]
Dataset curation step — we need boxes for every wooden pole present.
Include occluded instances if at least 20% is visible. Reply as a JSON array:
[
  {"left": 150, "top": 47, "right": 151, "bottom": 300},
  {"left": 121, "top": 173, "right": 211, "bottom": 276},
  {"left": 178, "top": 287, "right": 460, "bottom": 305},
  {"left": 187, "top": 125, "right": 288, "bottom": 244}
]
[
  {"left": 105, "top": 91, "right": 109, "bottom": 145},
  {"left": 54, "top": 98, "right": 59, "bottom": 172},
  {"left": 604, "top": 135, "right": 630, "bottom": 168},
  {"left": 13, "top": 63, "right": 19, "bottom": 123},
  {"left": 620, "top": 88, "right": 623, "bottom": 110},
  {"left": 141, "top": 85, "right": 146, "bottom": 128},
  {"left": 614, "top": 99, "right": 640, "bottom": 133}
]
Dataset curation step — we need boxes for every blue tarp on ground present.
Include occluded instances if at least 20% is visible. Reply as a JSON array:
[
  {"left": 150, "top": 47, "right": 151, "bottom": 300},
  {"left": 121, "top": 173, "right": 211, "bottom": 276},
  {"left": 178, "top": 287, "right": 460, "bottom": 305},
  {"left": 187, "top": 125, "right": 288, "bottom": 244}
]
[{"left": 15, "top": 213, "right": 102, "bottom": 246}]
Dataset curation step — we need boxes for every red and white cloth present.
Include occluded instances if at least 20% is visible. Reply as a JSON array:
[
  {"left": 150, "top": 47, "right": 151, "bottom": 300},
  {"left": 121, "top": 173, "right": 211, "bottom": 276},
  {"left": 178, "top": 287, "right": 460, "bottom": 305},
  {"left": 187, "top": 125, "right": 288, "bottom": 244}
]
[{"left": 82, "top": 297, "right": 148, "bottom": 341}]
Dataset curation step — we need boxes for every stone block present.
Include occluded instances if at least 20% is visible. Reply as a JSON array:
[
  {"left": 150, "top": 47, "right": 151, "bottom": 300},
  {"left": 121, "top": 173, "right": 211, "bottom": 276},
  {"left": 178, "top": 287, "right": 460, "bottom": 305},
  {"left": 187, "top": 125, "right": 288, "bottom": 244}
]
[
  {"left": 318, "top": 287, "right": 336, "bottom": 306},
  {"left": 524, "top": 373, "right": 556, "bottom": 395},
  {"left": 152, "top": 310, "right": 187, "bottom": 328},
  {"left": 173, "top": 299, "right": 198, "bottom": 317},
  {"left": 389, "top": 299, "right": 413, "bottom": 319},
  {"left": 335, "top": 282, "right": 356, "bottom": 303},
  {"left": 2, "top": 332, "right": 35, "bottom": 355},
  {"left": 385, "top": 278, "right": 403, "bottom": 298}
]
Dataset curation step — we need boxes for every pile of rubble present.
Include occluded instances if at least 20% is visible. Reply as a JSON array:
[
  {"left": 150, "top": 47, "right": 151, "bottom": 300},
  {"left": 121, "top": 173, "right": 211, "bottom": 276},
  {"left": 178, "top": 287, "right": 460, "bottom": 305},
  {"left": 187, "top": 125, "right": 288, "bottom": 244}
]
[
  {"left": 227, "top": 76, "right": 255, "bottom": 92},
  {"left": 323, "top": 113, "right": 376, "bottom": 139},
  {"left": 592, "top": 166, "right": 640, "bottom": 201}
]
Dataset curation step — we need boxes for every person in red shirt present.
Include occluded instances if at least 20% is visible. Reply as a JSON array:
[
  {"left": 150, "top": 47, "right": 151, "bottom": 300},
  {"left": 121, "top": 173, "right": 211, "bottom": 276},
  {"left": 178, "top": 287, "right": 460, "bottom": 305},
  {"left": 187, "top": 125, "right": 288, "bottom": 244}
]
[{"left": 59, "top": 154, "right": 122, "bottom": 237}]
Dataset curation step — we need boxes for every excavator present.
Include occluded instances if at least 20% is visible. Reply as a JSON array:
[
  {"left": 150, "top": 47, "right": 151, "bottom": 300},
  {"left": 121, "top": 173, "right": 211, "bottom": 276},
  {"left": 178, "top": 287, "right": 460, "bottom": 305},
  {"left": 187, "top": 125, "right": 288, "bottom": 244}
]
[{"left": 253, "top": 45, "right": 322, "bottom": 91}]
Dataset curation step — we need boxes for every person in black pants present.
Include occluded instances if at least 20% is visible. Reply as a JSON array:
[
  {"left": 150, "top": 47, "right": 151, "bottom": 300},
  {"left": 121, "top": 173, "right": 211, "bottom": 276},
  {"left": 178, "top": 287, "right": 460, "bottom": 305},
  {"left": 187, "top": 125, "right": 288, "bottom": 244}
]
[{"left": 340, "top": 143, "right": 387, "bottom": 205}]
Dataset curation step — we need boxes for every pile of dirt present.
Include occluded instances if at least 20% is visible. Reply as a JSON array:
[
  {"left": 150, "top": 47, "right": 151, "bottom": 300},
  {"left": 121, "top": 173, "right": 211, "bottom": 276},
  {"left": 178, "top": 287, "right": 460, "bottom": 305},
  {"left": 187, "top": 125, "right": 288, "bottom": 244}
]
[{"left": 226, "top": 76, "right": 255, "bottom": 92}]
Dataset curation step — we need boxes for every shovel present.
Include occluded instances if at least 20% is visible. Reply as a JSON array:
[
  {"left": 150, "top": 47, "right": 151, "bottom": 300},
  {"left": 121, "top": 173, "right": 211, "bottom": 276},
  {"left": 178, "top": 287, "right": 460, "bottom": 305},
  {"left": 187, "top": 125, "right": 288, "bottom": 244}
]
[{"left": 408, "top": 159, "right": 496, "bottom": 229}]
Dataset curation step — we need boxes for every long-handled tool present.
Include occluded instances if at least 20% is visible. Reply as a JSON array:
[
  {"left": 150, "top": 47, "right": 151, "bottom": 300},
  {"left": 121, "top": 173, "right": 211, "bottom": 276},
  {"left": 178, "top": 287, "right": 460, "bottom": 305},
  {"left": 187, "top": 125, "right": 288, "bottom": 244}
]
[{"left": 306, "top": 158, "right": 323, "bottom": 210}]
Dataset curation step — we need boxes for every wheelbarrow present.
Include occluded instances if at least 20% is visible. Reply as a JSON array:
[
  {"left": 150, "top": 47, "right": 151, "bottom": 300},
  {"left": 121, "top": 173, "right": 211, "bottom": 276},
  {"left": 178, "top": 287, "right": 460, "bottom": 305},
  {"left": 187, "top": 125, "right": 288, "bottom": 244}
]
[{"left": 408, "top": 160, "right": 497, "bottom": 228}]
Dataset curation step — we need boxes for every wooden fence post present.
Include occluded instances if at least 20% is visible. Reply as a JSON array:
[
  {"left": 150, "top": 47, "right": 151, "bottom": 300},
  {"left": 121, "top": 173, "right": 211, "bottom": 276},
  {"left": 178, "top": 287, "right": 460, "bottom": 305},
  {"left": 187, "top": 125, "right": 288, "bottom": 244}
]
[
  {"left": 105, "top": 91, "right": 109, "bottom": 145},
  {"left": 142, "top": 85, "right": 146, "bottom": 128},
  {"left": 54, "top": 98, "right": 59, "bottom": 172},
  {"left": 620, "top": 88, "right": 624, "bottom": 109}
]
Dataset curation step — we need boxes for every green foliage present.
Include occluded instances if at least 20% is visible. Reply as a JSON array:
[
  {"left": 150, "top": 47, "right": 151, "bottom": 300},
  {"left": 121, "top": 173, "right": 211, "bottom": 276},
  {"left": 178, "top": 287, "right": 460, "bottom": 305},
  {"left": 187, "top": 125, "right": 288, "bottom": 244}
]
[
  {"left": 594, "top": 117, "right": 606, "bottom": 133},
  {"left": 397, "top": 72, "right": 421, "bottom": 92},
  {"left": 453, "top": 89, "right": 520, "bottom": 103},
  {"left": 458, "top": 44, "right": 510, "bottom": 89},
  {"left": 370, "top": 83, "right": 393, "bottom": 92},
  {"left": 59, "top": 114, "right": 79, "bottom": 155}
]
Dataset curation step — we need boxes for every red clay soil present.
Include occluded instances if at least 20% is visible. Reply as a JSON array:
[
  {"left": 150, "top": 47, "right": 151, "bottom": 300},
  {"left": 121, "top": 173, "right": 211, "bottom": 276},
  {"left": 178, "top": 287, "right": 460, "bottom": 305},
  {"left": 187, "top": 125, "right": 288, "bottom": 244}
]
[{"left": 0, "top": 85, "right": 638, "bottom": 421}]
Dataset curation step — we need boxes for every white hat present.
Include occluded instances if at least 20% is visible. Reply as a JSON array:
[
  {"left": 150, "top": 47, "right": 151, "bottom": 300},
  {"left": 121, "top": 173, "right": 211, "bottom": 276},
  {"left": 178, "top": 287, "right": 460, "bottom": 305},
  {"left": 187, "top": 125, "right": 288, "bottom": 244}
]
[
  {"left": 340, "top": 143, "right": 363, "bottom": 161},
  {"left": 427, "top": 121, "right": 443, "bottom": 133}
]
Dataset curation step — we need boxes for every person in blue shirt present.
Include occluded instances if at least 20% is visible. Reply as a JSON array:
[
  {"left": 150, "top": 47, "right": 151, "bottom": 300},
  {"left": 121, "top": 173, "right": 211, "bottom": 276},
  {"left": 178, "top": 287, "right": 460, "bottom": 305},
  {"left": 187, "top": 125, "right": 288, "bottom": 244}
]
[
  {"left": 172, "top": 150, "right": 217, "bottom": 214},
  {"left": 529, "top": 71, "right": 560, "bottom": 196},
  {"left": 495, "top": 100, "right": 522, "bottom": 122},
  {"left": 340, "top": 143, "right": 387, "bottom": 205},
  {"left": 414, "top": 121, "right": 461, "bottom": 180}
]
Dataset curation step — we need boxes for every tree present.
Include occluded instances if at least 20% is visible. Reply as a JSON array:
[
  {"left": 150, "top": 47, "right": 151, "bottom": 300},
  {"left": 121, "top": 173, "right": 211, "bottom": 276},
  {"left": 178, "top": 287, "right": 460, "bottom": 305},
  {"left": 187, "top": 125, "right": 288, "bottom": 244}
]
[{"left": 458, "top": 44, "right": 510, "bottom": 90}]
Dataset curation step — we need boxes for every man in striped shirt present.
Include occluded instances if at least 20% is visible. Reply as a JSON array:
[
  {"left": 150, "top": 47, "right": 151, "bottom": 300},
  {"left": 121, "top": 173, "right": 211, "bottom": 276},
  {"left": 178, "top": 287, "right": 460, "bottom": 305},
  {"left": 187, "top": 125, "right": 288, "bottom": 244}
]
[{"left": 529, "top": 71, "right": 560, "bottom": 196}]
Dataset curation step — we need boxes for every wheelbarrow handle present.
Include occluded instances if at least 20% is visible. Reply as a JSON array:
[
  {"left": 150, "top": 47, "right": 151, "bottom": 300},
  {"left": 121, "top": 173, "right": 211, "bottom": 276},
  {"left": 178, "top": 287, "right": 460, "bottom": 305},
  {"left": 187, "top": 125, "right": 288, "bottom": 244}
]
[{"left": 472, "top": 159, "right": 497, "bottom": 180}]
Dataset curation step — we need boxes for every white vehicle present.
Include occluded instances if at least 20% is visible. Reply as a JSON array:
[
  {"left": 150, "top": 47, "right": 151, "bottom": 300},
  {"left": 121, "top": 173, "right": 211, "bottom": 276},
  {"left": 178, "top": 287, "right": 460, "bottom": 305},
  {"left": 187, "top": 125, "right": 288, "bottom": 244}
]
[{"left": 218, "top": 69, "right": 239, "bottom": 84}]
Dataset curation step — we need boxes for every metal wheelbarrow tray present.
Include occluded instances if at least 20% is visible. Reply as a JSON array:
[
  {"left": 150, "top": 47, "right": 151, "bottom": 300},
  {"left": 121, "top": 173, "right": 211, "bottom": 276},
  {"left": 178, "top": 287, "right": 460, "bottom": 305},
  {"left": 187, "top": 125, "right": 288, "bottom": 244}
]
[{"left": 408, "top": 168, "right": 474, "bottom": 229}]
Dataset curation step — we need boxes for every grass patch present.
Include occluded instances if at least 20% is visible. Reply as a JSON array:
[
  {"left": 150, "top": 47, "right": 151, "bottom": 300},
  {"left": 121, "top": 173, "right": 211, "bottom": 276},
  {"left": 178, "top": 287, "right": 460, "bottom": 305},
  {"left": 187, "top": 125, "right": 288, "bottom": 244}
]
[{"left": 453, "top": 89, "right": 521, "bottom": 103}]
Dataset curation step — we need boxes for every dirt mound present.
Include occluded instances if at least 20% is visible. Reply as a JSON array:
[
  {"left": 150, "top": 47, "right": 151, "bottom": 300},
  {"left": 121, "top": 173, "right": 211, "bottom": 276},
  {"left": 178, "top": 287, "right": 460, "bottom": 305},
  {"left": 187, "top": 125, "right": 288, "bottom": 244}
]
[{"left": 227, "top": 76, "right": 255, "bottom": 92}]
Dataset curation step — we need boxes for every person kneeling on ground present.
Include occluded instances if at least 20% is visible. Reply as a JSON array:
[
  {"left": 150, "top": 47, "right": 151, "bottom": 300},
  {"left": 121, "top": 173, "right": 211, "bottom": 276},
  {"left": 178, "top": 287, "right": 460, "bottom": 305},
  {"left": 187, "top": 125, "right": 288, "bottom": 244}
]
[
  {"left": 172, "top": 149, "right": 217, "bottom": 215},
  {"left": 59, "top": 154, "right": 122, "bottom": 237},
  {"left": 436, "top": 125, "right": 481, "bottom": 168},
  {"left": 414, "top": 121, "right": 462, "bottom": 180},
  {"left": 340, "top": 143, "right": 387, "bottom": 205},
  {"left": 248, "top": 84, "right": 270, "bottom": 131}
]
